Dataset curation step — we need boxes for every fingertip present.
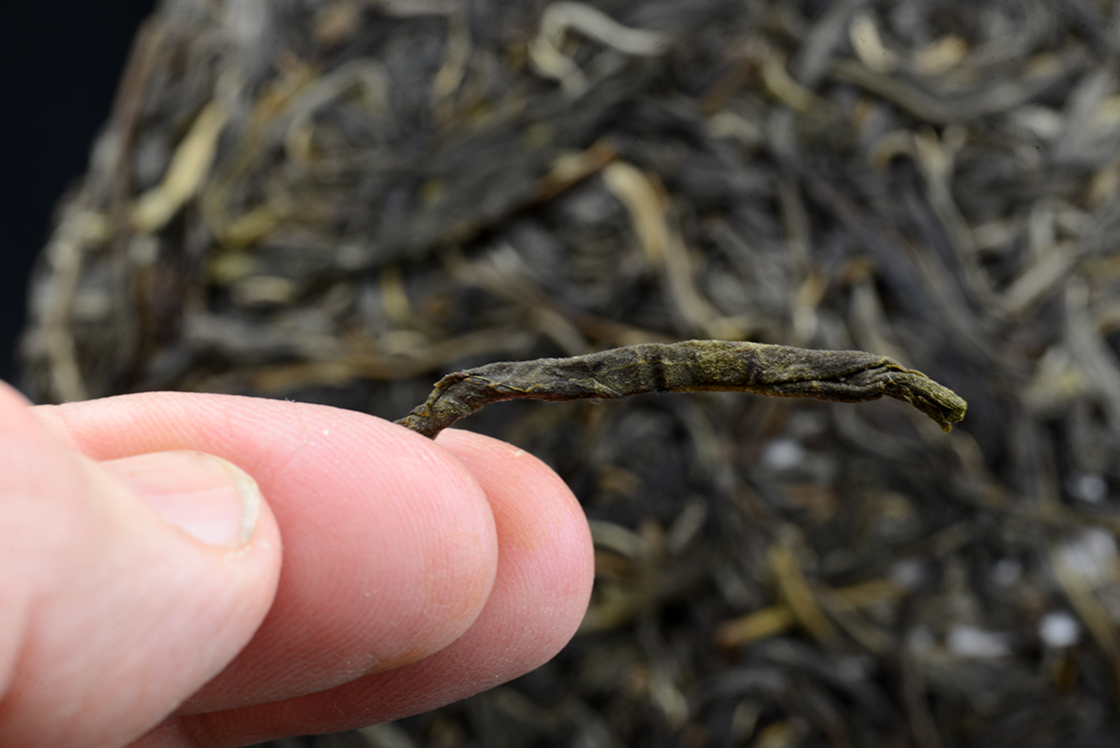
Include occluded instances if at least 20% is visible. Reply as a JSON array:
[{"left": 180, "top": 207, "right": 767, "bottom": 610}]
[{"left": 434, "top": 429, "right": 595, "bottom": 654}]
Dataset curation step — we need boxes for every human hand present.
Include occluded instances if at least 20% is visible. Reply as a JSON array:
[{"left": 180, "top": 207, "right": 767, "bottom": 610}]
[{"left": 0, "top": 381, "right": 593, "bottom": 747}]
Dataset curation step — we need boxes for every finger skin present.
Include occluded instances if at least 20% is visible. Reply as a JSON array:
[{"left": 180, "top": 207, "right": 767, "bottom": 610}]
[
  {"left": 32, "top": 393, "right": 500, "bottom": 709},
  {"left": 0, "top": 383, "right": 280, "bottom": 748},
  {"left": 173, "top": 429, "right": 595, "bottom": 746},
  {"left": 31, "top": 392, "right": 594, "bottom": 745}
]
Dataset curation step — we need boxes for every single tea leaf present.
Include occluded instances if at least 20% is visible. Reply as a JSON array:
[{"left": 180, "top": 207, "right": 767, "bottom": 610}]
[{"left": 397, "top": 340, "right": 967, "bottom": 438}]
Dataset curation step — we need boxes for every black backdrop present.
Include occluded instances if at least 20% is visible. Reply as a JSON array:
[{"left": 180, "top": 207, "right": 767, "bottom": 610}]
[{"left": 2, "top": 1, "right": 156, "bottom": 386}]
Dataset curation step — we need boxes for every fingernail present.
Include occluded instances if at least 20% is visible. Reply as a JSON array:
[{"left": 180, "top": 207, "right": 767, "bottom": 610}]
[{"left": 106, "top": 451, "right": 261, "bottom": 547}]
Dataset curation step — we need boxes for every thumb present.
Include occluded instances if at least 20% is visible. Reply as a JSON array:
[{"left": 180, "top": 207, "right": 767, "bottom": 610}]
[{"left": 0, "top": 384, "right": 281, "bottom": 748}]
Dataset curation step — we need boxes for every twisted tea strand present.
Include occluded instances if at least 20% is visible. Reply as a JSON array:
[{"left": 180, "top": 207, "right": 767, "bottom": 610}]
[{"left": 396, "top": 340, "right": 967, "bottom": 438}]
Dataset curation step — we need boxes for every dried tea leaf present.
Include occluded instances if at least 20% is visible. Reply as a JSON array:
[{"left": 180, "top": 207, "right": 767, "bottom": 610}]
[{"left": 397, "top": 340, "right": 967, "bottom": 438}]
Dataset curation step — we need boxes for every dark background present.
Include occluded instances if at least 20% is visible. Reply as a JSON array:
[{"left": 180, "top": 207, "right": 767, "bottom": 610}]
[{"left": 2, "top": 1, "right": 156, "bottom": 385}]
